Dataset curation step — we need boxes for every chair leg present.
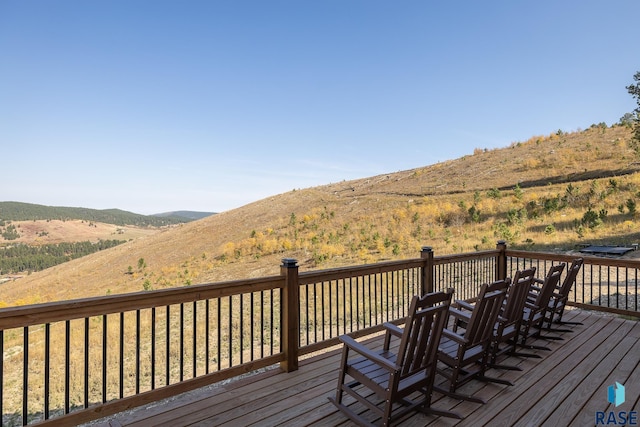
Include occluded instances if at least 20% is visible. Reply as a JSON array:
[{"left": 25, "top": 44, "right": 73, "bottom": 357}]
[
  {"left": 328, "top": 396, "right": 376, "bottom": 427},
  {"left": 551, "top": 313, "right": 583, "bottom": 327},
  {"left": 519, "top": 333, "right": 552, "bottom": 352},
  {"left": 333, "top": 349, "right": 349, "bottom": 405},
  {"left": 489, "top": 344, "right": 524, "bottom": 370},
  {"left": 546, "top": 310, "right": 582, "bottom": 331},
  {"left": 522, "top": 320, "right": 562, "bottom": 346},
  {"left": 417, "top": 388, "right": 463, "bottom": 419},
  {"left": 435, "top": 365, "right": 486, "bottom": 404},
  {"left": 478, "top": 355, "right": 514, "bottom": 386}
]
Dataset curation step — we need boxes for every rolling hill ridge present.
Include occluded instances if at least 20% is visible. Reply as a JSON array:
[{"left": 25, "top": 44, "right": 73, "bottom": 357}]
[{"left": 0, "top": 201, "right": 213, "bottom": 225}]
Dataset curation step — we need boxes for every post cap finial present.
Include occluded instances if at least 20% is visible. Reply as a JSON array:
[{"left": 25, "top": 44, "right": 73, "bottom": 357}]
[{"left": 281, "top": 258, "right": 298, "bottom": 267}]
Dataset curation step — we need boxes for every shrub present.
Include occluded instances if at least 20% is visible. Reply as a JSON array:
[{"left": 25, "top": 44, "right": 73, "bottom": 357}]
[
  {"left": 487, "top": 188, "right": 502, "bottom": 199},
  {"left": 506, "top": 208, "right": 527, "bottom": 226},
  {"left": 581, "top": 208, "right": 602, "bottom": 229},
  {"left": 627, "top": 199, "right": 637, "bottom": 215},
  {"left": 468, "top": 206, "right": 481, "bottom": 223},
  {"left": 542, "top": 196, "right": 560, "bottom": 214},
  {"left": 494, "top": 222, "right": 515, "bottom": 243},
  {"left": 473, "top": 191, "right": 481, "bottom": 204},
  {"left": 513, "top": 184, "right": 523, "bottom": 200}
]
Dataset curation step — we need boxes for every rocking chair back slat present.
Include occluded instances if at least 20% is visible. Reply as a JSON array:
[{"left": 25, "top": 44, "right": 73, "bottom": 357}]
[
  {"left": 466, "top": 281, "right": 509, "bottom": 346},
  {"left": 398, "top": 293, "right": 451, "bottom": 377}
]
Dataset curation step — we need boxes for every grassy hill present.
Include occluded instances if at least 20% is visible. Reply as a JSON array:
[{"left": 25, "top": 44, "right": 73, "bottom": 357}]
[
  {"left": 0, "top": 202, "right": 194, "bottom": 226},
  {"left": 1, "top": 124, "right": 639, "bottom": 307}
]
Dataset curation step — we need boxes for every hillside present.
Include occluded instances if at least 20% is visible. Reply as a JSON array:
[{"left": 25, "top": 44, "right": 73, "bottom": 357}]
[
  {"left": 1, "top": 124, "right": 639, "bottom": 306},
  {"left": 0, "top": 202, "right": 192, "bottom": 226}
]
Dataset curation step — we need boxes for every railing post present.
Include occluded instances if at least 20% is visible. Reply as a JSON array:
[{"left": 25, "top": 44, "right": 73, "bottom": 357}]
[
  {"left": 280, "top": 258, "right": 299, "bottom": 372},
  {"left": 421, "top": 246, "right": 434, "bottom": 295},
  {"left": 496, "top": 240, "right": 507, "bottom": 280}
]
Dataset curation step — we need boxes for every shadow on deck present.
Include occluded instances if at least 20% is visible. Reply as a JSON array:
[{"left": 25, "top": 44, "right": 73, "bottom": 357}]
[{"left": 89, "top": 309, "right": 640, "bottom": 426}]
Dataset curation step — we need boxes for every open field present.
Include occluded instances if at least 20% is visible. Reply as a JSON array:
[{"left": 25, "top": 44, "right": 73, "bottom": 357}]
[{"left": 3, "top": 220, "right": 162, "bottom": 245}]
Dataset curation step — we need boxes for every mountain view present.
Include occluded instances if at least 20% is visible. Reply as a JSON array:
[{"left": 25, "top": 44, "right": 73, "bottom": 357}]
[{"left": 1, "top": 124, "right": 640, "bottom": 307}]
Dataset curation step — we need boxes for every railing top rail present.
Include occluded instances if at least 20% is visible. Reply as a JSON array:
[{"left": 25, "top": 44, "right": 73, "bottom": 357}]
[
  {"left": 506, "top": 249, "right": 640, "bottom": 268},
  {"left": 433, "top": 249, "right": 500, "bottom": 265},
  {"left": 0, "top": 275, "right": 283, "bottom": 330},
  {"left": 299, "top": 258, "right": 425, "bottom": 284}
]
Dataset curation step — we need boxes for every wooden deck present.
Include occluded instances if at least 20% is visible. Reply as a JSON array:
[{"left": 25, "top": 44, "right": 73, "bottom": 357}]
[{"left": 88, "top": 309, "right": 640, "bottom": 426}]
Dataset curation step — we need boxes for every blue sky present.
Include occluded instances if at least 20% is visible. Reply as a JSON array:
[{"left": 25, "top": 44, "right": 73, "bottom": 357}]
[{"left": 1, "top": 1, "right": 638, "bottom": 215}]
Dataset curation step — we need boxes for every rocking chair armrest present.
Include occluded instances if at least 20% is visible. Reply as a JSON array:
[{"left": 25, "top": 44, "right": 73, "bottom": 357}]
[
  {"left": 454, "top": 300, "right": 475, "bottom": 312},
  {"left": 383, "top": 322, "right": 403, "bottom": 338},
  {"left": 448, "top": 307, "right": 472, "bottom": 322},
  {"left": 449, "top": 306, "right": 471, "bottom": 319},
  {"left": 441, "top": 328, "right": 468, "bottom": 345},
  {"left": 339, "top": 335, "right": 397, "bottom": 371},
  {"left": 533, "top": 278, "right": 544, "bottom": 284}
]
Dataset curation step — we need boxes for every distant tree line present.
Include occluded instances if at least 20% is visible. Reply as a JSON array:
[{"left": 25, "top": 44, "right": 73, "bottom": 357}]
[
  {"left": 0, "top": 202, "right": 188, "bottom": 227},
  {"left": 0, "top": 240, "right": 126, "bottom": 274}
]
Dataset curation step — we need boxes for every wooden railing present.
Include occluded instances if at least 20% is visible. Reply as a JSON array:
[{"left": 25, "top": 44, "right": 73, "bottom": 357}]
[
  {"left": 1, "top": 242, "right": 639, "bottom": 426},
  {"left": 505, "top": 248, "right": 640, "bottom": 317}
]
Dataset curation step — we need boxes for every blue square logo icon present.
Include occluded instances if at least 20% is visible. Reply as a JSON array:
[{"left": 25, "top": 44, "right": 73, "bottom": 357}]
[{"left": 608, "top": 382, "right": 625, "bottom": 407}]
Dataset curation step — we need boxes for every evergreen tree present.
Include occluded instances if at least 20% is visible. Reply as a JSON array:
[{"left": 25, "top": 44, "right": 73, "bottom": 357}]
[{"left": 626, "top": 71, "right": 640, "bottom": 156}]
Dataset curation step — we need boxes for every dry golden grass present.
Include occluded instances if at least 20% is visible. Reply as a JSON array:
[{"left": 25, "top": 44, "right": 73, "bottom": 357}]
[{"left": 0, "top": 125, "right": 638, "bottom": 306}]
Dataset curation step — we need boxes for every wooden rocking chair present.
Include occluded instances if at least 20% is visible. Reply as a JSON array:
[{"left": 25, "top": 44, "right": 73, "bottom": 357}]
[
  {"left": 543, "top": 258, "right": 584, "bottom": 332},
  {"left": 436, "top": 279, "right": 510, "bottom": 403},
  {"left": 489, "top": 267, "right": 538, "bottom": 367},
  {"left": 329, "top": 289, "right": 460, "bottom": 426},
  {"left": 519, "top": 263, "right": 565, "bottom": 352}
]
